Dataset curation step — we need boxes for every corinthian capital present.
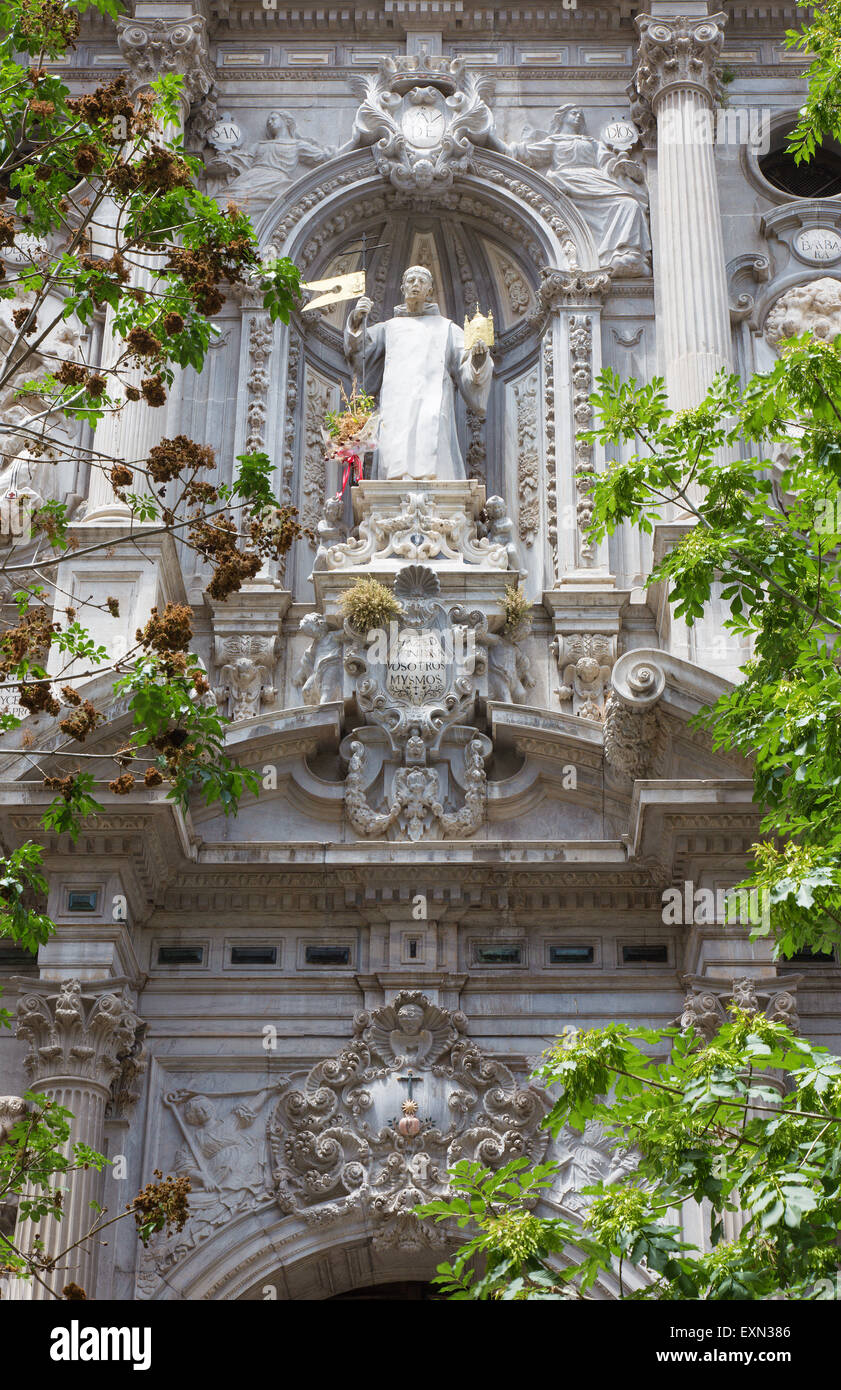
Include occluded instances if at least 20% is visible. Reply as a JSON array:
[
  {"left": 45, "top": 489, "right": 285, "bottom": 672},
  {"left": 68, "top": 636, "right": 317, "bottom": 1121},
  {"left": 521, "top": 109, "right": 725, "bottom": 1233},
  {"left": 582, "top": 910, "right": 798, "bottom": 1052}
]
[
  {"left": 16, "top": 979, "right": 146, "bottom": 1091},
  {"left": 630, "top": 12, "right": 726, "bottom": 129},
  {"left": 117, "top": 13, "right": 214, "bottom": 109}
]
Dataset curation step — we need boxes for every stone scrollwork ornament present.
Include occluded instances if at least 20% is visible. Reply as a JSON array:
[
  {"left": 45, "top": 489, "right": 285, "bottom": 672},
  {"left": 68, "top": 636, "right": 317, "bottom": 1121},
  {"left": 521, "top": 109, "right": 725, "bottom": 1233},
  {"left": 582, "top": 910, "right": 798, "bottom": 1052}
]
[
  {"left": 268, "top": 991, "right": 550, "bottom": 1249},
  {"left": 325, "top": 488, "right": 509, "bottom": 571},
  {"left": 603, "top": 653, "right": 669, "bottom": 778},
  {"left": 340, "top": 565, "right": 493, "bottom": 840},
  {"left": 348, "top": 54, "right": 504, "bottom": 194}
]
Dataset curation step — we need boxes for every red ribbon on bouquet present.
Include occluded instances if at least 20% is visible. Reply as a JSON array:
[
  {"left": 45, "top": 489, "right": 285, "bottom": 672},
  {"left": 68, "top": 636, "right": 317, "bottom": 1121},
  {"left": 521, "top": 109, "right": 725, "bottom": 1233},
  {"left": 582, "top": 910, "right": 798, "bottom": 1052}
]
[{"left": 334, "top": 446, "right": 363, "bottom": 498}]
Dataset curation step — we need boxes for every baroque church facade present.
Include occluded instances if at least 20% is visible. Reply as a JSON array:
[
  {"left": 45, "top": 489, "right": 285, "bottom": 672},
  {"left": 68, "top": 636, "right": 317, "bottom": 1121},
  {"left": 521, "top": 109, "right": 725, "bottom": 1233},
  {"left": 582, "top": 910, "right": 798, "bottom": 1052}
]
[{"left": 2, "top": 0, "right": 841, "bottom": 1300}]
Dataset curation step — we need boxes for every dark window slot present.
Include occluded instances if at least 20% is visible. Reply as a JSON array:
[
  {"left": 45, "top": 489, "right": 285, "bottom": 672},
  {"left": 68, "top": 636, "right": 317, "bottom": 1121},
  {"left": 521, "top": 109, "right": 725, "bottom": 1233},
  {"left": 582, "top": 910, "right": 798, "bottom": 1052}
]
[
  {"left": 305, "top": 946, "right": 350, "bottom": 966},
  {"left": 622, "top": 945, "right": 668, "bottom": 964},
  {"left": 231, "top": 946, "right": 277, "bottom": 966},
  {"left": 68, "top": 891, "right": 98, "bottom": 913},
  {"left": 475, "top": 946, "right": 522, "bottom": 965},
  {"left": 784, "top": 948, "right": 835, "bottom": 963},
  {"left": 549, "top": 946, "right": 594, "bottom": 965},
  {"left": 158, "top": 946, "right": 204, "bottom": 965}
]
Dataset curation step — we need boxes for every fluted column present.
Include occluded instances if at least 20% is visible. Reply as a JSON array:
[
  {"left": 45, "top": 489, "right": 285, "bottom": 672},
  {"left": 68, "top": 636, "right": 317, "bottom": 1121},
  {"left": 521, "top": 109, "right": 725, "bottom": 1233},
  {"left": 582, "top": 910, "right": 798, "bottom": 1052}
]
[
  {"left": 10, "top": 980, "right": 145, "bottom": 1300},
  {"left": 630, "top": 12, "right": 731, "bottom": 408},
  {"left": 83, "top": 11, "right": 214, "bottom": 521}
]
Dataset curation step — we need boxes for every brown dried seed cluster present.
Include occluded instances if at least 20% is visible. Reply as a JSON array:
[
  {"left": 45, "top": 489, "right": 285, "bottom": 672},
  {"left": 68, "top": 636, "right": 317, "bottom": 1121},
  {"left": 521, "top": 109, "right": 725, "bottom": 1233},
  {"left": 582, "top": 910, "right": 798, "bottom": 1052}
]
[
  {"left": 109, "top": 772, "right": 135, "bottom": 795},
  {"left": 59, "top": 699, "right": 103, "bottom": 743},
  {"left": 55, "top": 361, "right": 88, "bottom": 387},
  {"left": 131, "top": 1169, "right": 191, "bottom": 1242},
  {"left": 20, "top": 0, "right": 81, "bottom": 48},
  {"left": 147, "top": 435, "right": 214, "bottom": 485},
  {"left": 67, "top": 75, "right": 134, "bottom": 130},
  {"left": 0, "top": 607, "right": 56, "bottom": 674},
  {"left": 127, "top": 326, "right": 162, "bottom": 358},
  {"left": 136, "top": 602, "right": 193, "bottom": 655},
  {"left": 110, "top": 464, "right": 133, "bottom": 491},
  {"left": 141, "top": 375, "right": 166, "bottom": 407},
  {"left": 73, "top": 144, "right": 98, "bottom": 176},
  {"left": 43, "top": 773, "right": 78, "bottom": 801}
]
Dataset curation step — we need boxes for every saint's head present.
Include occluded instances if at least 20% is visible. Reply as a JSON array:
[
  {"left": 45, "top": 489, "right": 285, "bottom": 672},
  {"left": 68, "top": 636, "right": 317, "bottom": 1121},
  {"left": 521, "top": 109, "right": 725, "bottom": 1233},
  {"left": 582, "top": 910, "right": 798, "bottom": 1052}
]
[{"left": 401, "top": 265, "right": 435, "bottom": 314}]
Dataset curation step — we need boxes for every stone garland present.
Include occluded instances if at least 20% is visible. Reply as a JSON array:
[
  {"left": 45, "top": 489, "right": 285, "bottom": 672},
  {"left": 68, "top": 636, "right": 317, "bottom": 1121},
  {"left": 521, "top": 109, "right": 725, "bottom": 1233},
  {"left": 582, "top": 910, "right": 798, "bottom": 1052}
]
[
  {"left": 569, "top": 313, "right": 596, "bottom": 567},
  {"left": 514, "top": 370, "right": 540, "bottom": 549},
  {"left": 543, "top": 334, "right": 558, "bottom": 580}
]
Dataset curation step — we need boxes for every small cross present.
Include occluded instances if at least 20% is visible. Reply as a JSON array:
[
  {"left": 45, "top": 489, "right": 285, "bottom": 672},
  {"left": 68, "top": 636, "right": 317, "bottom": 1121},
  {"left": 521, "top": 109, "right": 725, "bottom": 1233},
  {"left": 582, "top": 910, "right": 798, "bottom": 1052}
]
[{"left": 397, "top": 1070, "right": 423, "bottom": 1103}]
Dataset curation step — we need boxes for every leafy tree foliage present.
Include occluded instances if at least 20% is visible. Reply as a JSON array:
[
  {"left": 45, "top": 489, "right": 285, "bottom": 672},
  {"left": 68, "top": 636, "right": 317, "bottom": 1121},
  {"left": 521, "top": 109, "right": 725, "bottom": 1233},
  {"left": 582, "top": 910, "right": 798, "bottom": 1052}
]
[
  {"left": 0, "top": 0, "right": 307, "bottom": 1289},
  {"left": 418, "top": 1013, "right": 841, "bottom": 1300},
  {"left": 0, "top": 0, "right": 306, "bottom": 947},
  {"left": 0, "top": 1091, "right": 190, "bottom": 1297},
  {"left": 784, "top": 0, "right": 841, "bottom": 163},
  {"left": 583, "top": 336, "right": 841, "bottom": 959}
]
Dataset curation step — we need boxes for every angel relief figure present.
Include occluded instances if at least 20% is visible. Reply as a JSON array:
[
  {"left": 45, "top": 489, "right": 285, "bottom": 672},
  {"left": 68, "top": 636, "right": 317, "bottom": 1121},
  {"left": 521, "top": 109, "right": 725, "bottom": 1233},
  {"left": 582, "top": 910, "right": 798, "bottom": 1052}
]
[
  {"left": 218, "top": 111, "right": 333, "bottom": 203},
  {"left": 361, "top": 993, "right": 462, "bottom": 1068},
  {"left": 509, "top": 105, "right": 651, "bottom": 277}
]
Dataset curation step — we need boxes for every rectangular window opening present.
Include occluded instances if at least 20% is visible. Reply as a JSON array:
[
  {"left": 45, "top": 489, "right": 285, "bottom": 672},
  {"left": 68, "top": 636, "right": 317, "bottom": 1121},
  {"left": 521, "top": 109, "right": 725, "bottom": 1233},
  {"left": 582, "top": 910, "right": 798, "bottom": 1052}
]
[
  {"left": 305, "top": 946, "right": 350, "bottom": 966},
  {"left": 549, "top": 945, "right": 594, "bottom": 965},
  {"left": 622, "top": 944, "right": 668, "bottom": 964},
  {"left": 475, "top": 945, "right": 522, "bottom": 965},
  {"left": 231, "top": 946, "right": 277, "bottom": 966},
  {"left": 158, "top": 946, "right": 204, "bottom": 966},
  {"left": 68, "top": 890, "right": 98, "bottom": 913}
]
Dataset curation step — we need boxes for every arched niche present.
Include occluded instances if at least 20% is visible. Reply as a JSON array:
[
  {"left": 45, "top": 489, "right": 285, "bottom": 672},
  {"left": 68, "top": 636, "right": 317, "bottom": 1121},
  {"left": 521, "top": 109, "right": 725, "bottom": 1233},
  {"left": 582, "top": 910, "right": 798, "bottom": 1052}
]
[
  {"left": 136, "top": 1197, "right": 641, "bottom": 1301},
  {"left": 250, "top": 151, "right": 596, "bottom": 597}
]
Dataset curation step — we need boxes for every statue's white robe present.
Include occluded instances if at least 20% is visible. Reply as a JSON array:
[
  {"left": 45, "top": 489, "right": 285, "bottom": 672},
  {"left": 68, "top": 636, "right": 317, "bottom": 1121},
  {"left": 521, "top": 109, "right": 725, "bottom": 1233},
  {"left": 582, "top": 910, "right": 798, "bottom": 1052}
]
[{"left": 345, "top": 304, "right": 492, "bottom": 481}]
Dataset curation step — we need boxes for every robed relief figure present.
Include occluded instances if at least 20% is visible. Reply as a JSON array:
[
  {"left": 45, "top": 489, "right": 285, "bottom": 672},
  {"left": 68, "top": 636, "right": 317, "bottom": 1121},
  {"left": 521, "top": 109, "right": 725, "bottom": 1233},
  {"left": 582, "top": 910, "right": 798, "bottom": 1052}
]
[
  {"left": 510, "top": 105, "right": 651, "bottom": 276},
  {"left": 344, "top": 265, "right": 493, "bottom": 481}
]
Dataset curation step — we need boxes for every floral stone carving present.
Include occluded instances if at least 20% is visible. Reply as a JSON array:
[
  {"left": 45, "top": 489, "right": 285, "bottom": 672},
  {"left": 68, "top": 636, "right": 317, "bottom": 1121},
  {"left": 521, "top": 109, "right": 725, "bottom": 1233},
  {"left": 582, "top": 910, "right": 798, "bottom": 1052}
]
[{"left": 269, "top": 991, "right": 551, "bottom": 1250}]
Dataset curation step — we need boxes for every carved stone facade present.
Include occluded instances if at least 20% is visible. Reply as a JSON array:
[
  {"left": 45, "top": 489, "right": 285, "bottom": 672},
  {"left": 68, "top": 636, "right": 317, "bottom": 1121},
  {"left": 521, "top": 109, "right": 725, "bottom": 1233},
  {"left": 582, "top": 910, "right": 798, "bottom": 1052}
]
[{"left": 3, "top": 0, "right": 840, "bottom": 1306}]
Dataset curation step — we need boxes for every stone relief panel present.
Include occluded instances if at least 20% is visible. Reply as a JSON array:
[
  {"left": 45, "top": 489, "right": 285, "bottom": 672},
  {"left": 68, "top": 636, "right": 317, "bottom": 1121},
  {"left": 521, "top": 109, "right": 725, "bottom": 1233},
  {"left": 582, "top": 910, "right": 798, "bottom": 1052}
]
[
  {"left": 507, "top": 106, "right": 651, "bottom": 277},
  {"left": 204, "top": 110, "right": 335, "bottom": 204},
  {"left": 553, "top": 633, "right": 616, "bottom": 721},
  {"left": 764, "top": 277, "right": 841, "bottom": 350},
  {"left": 270, "top": 991, "right": 550, "bottom": 1250},
  {"left": 513, "top": 370, "right": 540, "bottom": 551},
  {"left": 213, "top": 633, "right": 279, "bottom": 721},
  {"left": 135, "top": 993, "right": 550, "bottom": 1293},
  {"left": 300, "top": 364, "right": 340, "bottom": 538}
]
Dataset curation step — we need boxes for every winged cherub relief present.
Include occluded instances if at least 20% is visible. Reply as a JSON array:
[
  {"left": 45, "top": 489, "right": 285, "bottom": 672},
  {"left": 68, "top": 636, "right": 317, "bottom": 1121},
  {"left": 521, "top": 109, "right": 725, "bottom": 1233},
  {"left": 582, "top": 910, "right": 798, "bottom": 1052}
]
[{"left": 361, "top": 993, "right": 462, "bottom": 1067}]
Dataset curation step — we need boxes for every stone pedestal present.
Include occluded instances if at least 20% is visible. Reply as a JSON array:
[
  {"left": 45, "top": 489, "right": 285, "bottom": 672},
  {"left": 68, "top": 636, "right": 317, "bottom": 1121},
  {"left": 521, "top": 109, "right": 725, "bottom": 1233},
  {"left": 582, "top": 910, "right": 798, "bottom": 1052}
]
[{"left": 209, "top": 586, "right": 291, "bottom": 721}]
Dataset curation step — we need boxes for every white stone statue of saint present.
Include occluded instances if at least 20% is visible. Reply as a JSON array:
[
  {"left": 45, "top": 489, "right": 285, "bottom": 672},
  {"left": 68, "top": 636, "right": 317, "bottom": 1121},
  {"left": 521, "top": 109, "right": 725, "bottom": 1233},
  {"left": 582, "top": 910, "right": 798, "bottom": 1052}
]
[
  {"left": 344, "top": 264, "right": 493, "bottom": 481},
  {"left": 510, "top": 105, "right": 651, "bottom": 276}
]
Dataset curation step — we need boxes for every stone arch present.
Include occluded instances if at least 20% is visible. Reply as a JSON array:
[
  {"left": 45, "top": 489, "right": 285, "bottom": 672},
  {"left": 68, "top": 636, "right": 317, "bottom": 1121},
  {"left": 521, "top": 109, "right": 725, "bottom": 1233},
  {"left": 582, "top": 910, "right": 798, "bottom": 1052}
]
[
  {"left": 251, "top": 150, "right": 594, "bottom": 593},
  {"left": 140, "top": 1197, "right": 644, "bottom": 1301}
]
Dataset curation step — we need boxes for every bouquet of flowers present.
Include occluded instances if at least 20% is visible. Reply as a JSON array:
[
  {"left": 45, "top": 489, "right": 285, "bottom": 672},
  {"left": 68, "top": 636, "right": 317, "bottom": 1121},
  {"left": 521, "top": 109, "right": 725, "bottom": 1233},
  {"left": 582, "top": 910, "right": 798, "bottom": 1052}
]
[{"left": 323, "top": 383, "right": 378, "bottom": 496}]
